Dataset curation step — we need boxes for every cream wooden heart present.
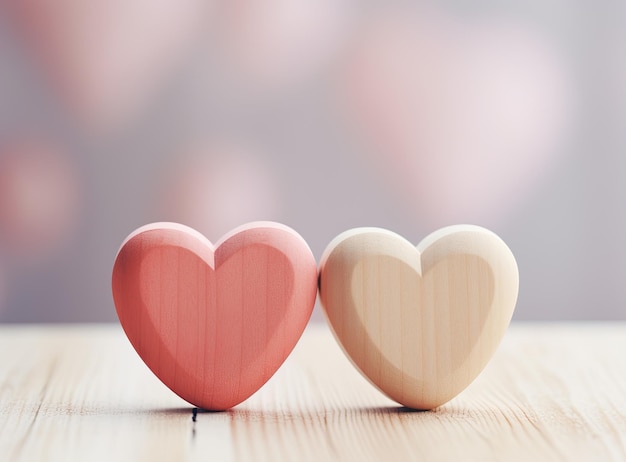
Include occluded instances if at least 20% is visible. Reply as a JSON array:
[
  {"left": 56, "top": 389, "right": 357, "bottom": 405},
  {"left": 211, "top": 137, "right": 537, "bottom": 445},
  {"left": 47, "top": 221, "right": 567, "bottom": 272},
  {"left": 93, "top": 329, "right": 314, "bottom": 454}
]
[{"left": 319, "top": 225, "right": 518, "bottom": 410}]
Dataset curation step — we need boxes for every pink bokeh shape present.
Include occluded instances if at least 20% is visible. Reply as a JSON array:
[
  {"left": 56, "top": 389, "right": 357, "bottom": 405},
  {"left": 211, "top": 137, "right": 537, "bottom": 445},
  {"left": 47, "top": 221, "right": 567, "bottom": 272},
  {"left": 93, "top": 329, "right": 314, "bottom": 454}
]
[
  {"left": 158, "top": 142, "right": 282, "bottom": 240},
  {"left": 0, "top": 261, "right": 5, "bottom": 316},
  {"left": 0, "top": 141, "right": 81, "bottom": 262},
  {"left": 340, "top": 8, "right": 576, "bottom": 226},
  {"left": 5, "top": 0, "right": 209, "bottom": 131},
  {"left": 212, "top": 0, "right": 353, "bottom": 93}
]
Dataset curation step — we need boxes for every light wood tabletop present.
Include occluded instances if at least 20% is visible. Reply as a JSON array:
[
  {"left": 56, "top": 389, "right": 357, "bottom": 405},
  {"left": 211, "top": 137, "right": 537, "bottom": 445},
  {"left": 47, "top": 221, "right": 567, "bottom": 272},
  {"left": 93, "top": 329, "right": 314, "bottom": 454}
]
[{"left": 2, "top": 323, "right": 626, "bottom": 461}]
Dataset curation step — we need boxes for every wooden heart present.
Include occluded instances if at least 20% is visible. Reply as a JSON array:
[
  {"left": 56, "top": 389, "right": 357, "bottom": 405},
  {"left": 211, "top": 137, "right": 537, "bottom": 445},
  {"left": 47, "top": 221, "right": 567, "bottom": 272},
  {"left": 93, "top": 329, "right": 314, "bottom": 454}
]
[
  {"left": 112, "top": 222, "right": 317, "bottom": 410},
  {"left": 319, "top": 225, "right": 518, "bottom": 410}
]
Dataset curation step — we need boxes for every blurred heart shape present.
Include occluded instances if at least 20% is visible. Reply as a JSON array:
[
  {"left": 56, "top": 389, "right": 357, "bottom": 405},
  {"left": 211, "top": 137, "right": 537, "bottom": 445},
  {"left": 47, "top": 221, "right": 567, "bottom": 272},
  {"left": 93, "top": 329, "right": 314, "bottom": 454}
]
[
  {"left": 112, "top": 222, "right": 318, "bottom": 410},
  {"left": 212, "top": 0, "right": 353, "bottom": 94},
  {"left": 341, "top": 8, "right": 575, "bottom": 226},
  {"left": 0, "top": 140, "right": 81, "bottom": 263},
  {"left": 319, "top": 225, "right": 519, "bottom": 409},
  {"left": 158, "top": 141, "right": 281, "bottom": 240},
  {"left": 5, "top": 0, "right": 208, "bottom": 130},
  {"left": 0, "top": 261, "right": 6, "bottom": 316}
]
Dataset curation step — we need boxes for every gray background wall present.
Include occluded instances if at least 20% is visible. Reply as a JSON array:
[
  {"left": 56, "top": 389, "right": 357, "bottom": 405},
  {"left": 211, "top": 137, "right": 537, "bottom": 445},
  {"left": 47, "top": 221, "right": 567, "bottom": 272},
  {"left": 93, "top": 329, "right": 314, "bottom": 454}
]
[{"left": 0, "top": 0, "right": 624, "bottom": 322}]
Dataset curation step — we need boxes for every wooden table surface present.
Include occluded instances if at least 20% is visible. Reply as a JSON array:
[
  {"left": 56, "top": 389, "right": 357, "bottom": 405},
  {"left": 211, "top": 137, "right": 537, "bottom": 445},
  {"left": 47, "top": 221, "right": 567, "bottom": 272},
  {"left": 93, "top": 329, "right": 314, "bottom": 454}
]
[{"left": 2, "top": 323, "right": 626, "bottom": 461}]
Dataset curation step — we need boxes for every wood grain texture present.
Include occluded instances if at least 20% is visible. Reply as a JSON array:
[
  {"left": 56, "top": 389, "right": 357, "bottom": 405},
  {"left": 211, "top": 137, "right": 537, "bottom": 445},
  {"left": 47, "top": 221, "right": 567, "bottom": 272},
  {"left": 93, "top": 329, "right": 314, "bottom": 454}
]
[
  {"left": 319, "top": 225, "right": 519, "bottom": 410},
  {"left": 111, "top": 221, "right": 317, "bottom": 411},
  {"left": 2, "top": 324, "right": 626, "bottom": 462}
]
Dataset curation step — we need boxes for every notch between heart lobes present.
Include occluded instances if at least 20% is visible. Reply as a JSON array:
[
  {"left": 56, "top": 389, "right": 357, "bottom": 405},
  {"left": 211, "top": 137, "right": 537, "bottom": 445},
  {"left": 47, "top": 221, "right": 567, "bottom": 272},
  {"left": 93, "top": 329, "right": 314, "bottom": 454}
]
[{"left": 319, "top": 225, "right": 518, "bottom": 410}]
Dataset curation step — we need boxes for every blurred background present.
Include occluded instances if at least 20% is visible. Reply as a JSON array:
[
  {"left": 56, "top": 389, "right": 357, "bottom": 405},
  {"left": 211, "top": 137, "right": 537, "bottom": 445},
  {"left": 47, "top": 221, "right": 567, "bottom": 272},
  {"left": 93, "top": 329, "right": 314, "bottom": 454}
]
[{"left": 0, "top": 0, "right": 623, "bottom": 322}]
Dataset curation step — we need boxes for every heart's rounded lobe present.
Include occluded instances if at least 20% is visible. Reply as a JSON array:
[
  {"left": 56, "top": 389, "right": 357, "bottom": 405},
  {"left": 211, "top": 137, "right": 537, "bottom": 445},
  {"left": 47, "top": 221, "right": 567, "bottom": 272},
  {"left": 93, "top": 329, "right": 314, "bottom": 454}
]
[{"left": 112, "top": 222, "right": 317, "bottom": 410}]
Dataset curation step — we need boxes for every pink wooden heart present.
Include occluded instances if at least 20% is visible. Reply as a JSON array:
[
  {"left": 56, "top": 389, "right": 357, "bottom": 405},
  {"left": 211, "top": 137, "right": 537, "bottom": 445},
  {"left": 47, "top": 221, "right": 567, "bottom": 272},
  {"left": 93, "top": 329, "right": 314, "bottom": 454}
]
[{"left": 112, "top": 222, "right": 317, "bottom": 410}]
